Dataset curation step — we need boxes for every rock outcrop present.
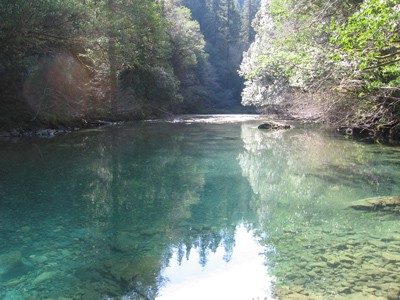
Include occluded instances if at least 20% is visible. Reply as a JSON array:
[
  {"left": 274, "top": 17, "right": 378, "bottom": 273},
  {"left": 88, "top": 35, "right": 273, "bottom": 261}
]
[
  {"left": 258, "top": 121, "right": 292, "bottom": 130},
  {"left": 348, "top": 196, "right": 400, "bottom": 213}
]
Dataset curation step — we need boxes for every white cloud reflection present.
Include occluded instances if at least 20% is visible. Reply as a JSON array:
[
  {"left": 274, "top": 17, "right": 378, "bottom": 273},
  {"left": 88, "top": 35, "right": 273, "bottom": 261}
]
[{"left": 157, "top": 225, "right": 276, "bottom": 300}]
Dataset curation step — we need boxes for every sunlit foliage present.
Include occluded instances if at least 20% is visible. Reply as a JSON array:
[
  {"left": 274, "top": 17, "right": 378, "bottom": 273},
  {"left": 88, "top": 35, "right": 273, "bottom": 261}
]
[{"left": 240, "top": 0, "right": 400, "bottom": 130}]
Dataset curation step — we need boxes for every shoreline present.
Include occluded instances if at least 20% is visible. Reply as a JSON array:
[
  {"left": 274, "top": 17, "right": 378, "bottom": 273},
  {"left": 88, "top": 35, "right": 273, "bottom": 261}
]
[{"left": 1, "top": 113, "right": 399, "bottom": 145}]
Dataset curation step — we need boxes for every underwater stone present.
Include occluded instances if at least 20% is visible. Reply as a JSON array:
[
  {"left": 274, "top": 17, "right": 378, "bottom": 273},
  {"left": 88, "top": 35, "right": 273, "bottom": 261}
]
[
  {"left": 292, "top": 278, "right": 307, "bottom": 286},
  {"left": 337, "top": 286, "right": 352, "bottom": 294},
  {"left": 0, "top": 251, "right": 22, "bottom": 276},
  {"left": 368, "top": 240, "right": 387, "bottom": 248},
  {"left": 37, "top": 256, "right": 48, "bottom": 264},
  {"left": 32, "top": 271, "right": 58, "bottom": 285},
  {"left": 339, "top": 255, "right": 354, "bottom": 264},
  {"left": 276, "top": 285, "right": 325, "bottom": 300},
  {"left": 386, "top": 285, "right": 400, "bottom": 300},
  {"left": 111, "top": 231, "right": 138, "bottom": 253},
  {"left": 309, "top": 262, "right": 328, "bottom": 268},
  {"left": 109, "top": 261, "right": 139, "bottom": 282},
  {"left": 322, "top": 255, "right": 340, "bottom": 267},
  {"left": 381, "top": 253, "right": 400, "bottom": 263},
  {"left": 61, "top": 249, "right": 72, "bottom": 257},
  {"left": 348, "top": 196, "right": 400, "bottom": 212},
  {"left": 19, "top": 226, "right": 31, "bottom": 233}
]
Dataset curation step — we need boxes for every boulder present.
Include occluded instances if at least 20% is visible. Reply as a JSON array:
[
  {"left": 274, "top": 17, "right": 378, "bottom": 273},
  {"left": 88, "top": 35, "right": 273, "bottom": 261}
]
[
  {"left": 258, "top": 121, "right": 292, "bottom": 130},
  {"left": 0, "top": 251, "right": 22, "bottom": 276},
  {"left": 348, "top": 196, "right": 400, "bottom": 213}
]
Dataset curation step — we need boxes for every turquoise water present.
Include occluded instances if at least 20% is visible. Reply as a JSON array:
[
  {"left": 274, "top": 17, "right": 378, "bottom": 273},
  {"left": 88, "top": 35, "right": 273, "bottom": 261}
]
[{"left": 0, "top": 115, "right": 399, "bottom": 299}]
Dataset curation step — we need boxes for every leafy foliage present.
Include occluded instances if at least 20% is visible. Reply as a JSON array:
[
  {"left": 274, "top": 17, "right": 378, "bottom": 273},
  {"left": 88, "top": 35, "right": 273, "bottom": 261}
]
[
  {"left": 0, "top": 0, "right": 88, "bottom": 125},
  {"left": 240, "top": 0, "right": 400, "bottom": 132},
  {"left": 0, "top": 0, "right": 210, "bottom": 126},
  {"left": 331, "top": 0, "right": 400, "bottom": 89}
]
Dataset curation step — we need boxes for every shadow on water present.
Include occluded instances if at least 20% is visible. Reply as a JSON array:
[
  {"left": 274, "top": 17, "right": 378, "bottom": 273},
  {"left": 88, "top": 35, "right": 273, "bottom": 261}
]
[{"left": 0, "top": 116, "right": 399, "bottom": 299}]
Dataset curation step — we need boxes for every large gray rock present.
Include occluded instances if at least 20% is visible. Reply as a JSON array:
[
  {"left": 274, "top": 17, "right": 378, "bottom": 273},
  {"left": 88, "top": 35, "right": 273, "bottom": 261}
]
[
  {"left": 258, "top": 121, "right": 292, "bottom": 130},
  {"left": 348, "top": 196, "right": 400, "bottom": 213}
]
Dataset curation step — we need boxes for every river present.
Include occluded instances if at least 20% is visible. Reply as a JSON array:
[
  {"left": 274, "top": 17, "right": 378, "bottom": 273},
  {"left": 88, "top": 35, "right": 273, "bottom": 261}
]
[{"left": 0, "top": 115, "right": 399, "bottom": 299}]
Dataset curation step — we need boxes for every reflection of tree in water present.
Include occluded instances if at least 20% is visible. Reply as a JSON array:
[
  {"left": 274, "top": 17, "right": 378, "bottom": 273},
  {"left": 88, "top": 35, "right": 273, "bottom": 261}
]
[
  {"left": 238, "top": 123, "right": 400, "bottom": 297},
  {"left": 75, "top": 124, "right": 255, "bottom": 299},
  {"left": 238, "top": 122, "right": 390, "bottom": 228}
]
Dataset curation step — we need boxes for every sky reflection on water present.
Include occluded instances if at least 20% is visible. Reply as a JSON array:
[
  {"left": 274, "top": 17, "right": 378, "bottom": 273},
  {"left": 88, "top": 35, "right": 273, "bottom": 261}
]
[{"left": 158, "top": 225, "right": 275, "bottom": 300}]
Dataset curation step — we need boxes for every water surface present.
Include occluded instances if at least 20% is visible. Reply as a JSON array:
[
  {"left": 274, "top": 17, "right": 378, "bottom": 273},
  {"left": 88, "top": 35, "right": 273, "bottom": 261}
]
[{"left": 0, "top": 115, "right": 399, "bottom": 299}]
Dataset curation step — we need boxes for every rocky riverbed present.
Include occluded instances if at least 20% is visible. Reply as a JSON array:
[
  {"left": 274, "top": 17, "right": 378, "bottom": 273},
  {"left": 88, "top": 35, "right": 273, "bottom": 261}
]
[{"left": 269, "top": 215, "right": 400, "bottom": 299}]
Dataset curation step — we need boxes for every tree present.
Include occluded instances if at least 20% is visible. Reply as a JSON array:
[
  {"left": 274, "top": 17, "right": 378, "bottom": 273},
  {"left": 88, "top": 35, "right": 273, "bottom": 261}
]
[
  {"left": 0, "top": 0, "right": 90, "bottom": 125},
  {"left": 239, "top": 0, "right": 400, "bottom": 134},
  {"left": 157, "top": 0, "right": 209, "bottom": 111},
  {"left": 239, "top": 0, "right": 292, "bottom": 107},
  {"left": 107, "top": 0, "right": 118, "bottom": 113},
  {"left": 331, "top": 0, "right": 400, "bottom": 91},
  {"left": 1, "top": 0, "right": 200, "bottom": 125},
  {"left": 241, "top": 0, "right": 261, "bottom": 46},
  {"left": 181, "top": 0, "right": 254, "bottom": 111}
]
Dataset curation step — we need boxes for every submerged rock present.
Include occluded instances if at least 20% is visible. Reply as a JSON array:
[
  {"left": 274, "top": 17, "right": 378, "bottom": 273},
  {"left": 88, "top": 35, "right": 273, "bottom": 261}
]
[
  {"left": 111, "top": 231, "right": 139, "bottom": 253},
  {"left": 0, "top": 251, "right": 22, "bottom": 276},
  {"left": 348, "top": 196, "right": 400, "bottom": 213},
  {"left": 381, "top": 252, "right": 400, "bottom": 263},
  {"left": 387, "top": 286, "right": 400, "bottom": 300},
  {"left": 32, "top": 271, "right": 58, "bottom": 285},
  {"left": 258, "top": 121, "right": 292, "bottom": 130},
  {"left": 275, "top": 285, "right": 325, "bottom": 300}
]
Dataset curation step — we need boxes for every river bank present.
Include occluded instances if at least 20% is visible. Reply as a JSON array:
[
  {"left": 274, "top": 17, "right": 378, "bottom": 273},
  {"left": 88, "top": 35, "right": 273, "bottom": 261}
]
[
  {"left": 0, "top": 119, "right": 127, "bottom": 142},
  {"left": 1, "top": 110, "right": 399, "bottom": 145}
]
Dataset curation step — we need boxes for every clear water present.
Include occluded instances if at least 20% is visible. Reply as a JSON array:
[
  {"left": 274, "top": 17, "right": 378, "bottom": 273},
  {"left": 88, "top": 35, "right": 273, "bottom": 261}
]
[{"left": 0, "top": 115, "right": 399, "bottom": 299}]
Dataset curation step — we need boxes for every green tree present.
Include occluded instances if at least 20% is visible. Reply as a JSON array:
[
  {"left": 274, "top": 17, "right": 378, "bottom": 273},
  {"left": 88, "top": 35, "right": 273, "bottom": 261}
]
[
  {"left": 0, "top": 0, "right": 89, "bottom": 125},
  {"left": 1, "top": 0, "right": 198, "bottom": 124},
  {"left": 331, "top": 0, "right": 400, "bottom": 90},
  {"left": 181, "top": 0, "right": 251, "bottom": 111},
  {"left": 157, "top": 0, "right": 210, "bottom": 112},
  {"left": 240, "top": 0, "right": 400, "bottom": 135},
  {"left": 241, "top": 0, "right": 261, "bottom": 46}
]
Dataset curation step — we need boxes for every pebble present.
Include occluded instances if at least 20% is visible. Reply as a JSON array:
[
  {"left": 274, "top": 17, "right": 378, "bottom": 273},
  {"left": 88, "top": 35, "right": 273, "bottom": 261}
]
[{"left": 381, "top": 252, "right": 400, "bottom": 263}]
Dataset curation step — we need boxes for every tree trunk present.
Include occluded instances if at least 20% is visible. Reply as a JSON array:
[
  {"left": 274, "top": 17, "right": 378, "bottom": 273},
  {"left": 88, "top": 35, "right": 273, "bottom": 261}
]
[{"left": 108, "top": 0, "right": 118, "bottom": 116}]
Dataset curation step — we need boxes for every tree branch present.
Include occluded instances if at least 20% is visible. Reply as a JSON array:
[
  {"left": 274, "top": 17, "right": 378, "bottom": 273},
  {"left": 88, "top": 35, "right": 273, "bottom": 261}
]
[{"left": 362, "top": 58, "right": 400, "bottom": 71}]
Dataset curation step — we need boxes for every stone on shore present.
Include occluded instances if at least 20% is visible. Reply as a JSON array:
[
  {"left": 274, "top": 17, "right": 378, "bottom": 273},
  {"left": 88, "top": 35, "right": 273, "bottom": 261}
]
[{"left": 258, "top": 121, "right": 292, "bottom": 130}]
